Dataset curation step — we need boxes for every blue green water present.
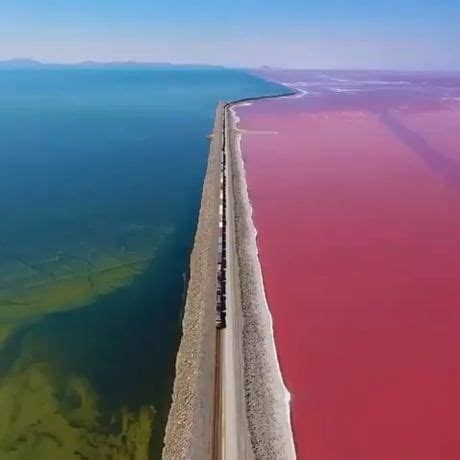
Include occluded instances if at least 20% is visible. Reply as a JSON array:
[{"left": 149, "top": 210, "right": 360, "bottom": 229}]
[{"left": 0, "top": 68, "right": 284, "bottom": 459}]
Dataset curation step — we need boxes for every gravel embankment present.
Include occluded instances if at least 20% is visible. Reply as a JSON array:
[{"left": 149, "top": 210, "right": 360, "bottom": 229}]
[
  {"left": 162, "top": 104, "right": 224, "bottom": 460},
  {"left": 227, "top": 104, "right": 296, "bottom": 460},
  {"left": 163, "top": 98, "right": 295, "bottom": 460}
]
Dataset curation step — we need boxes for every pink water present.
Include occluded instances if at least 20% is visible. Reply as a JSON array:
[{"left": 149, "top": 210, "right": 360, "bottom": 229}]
[{"left": 237, "top": 70, "right": 460, "bottom": 460}]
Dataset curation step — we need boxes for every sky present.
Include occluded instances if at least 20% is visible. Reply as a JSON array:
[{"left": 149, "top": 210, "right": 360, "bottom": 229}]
[{"left": 0, "top": 0, "right": 459, "bottom": 70}]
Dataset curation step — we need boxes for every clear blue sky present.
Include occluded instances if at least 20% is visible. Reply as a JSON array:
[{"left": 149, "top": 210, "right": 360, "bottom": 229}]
[{"left": 1, "top": 0, "right": 459, "bottom": 70}]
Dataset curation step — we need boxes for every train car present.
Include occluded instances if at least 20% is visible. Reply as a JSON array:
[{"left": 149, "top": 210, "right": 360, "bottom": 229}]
[{"left": 216, "top": 145, "right": 228, "bottom": 329}]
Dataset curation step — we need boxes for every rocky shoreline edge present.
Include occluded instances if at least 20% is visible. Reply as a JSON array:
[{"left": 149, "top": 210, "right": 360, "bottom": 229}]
[
  {"left": 227, "top": 102, "right": 296, "bottom": 459},
  {"left": 162, "top": 104, "right": 224, "bottom": 459}
]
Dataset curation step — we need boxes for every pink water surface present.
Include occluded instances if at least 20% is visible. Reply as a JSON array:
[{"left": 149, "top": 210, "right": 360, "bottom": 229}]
[{"left": 237, "top": 70, "right": 460, "bottom": 460}]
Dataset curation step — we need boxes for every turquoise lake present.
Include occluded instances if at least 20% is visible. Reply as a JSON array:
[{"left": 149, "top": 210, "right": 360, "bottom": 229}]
[{"left": 0, "top": 67, "right": 284, "bottom": 459}]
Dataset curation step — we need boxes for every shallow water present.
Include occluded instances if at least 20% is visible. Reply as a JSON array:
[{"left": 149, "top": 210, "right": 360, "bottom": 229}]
[{"left": 0, "top": 67, "right": 284, "bottom": 459}]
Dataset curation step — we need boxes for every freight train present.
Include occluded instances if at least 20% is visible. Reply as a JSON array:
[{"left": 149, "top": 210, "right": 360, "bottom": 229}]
[{"left": 216, "top": 139, "right": 227, "bottom": 329}]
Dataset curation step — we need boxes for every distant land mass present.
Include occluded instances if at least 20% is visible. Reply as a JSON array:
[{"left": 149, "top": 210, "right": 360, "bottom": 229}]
[{"left": 0, "top": 59, "right": 224, "bottom": 70}]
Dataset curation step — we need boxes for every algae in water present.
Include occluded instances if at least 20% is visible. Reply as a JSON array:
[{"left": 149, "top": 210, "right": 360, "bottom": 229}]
[
  {"left": 0, "top": 360, "right": 155, "bottom": 459},
  {"left": 0, "top": 232, "right": 168, "bottom": 458}
]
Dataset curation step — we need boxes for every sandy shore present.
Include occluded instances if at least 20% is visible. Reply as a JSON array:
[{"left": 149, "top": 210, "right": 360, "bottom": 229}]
[
  {"left": 162, "top": 104, "right": 224, "bottom": 459},
  {"left": 226, "top": 103, "right": 296, "bottom": 459}
]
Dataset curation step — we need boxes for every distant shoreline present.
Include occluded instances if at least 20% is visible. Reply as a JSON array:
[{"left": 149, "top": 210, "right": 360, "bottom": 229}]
[
  {"left": 0, "top": 59, "right": 226, "bottom": 70},
  {"left": 3, "top": 60, "right": 459, "bottom": 73}
]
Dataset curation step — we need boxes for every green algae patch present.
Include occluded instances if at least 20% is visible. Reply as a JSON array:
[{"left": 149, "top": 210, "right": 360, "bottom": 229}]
[
  {"left": 0, "top": 251, "right": 153, "bottom": 346},
  {"left": 0, "top": 247, "right": 160, "bottom": 457},
  {"left": 0, "top": 361, "right": 155, "bottom": 459}
]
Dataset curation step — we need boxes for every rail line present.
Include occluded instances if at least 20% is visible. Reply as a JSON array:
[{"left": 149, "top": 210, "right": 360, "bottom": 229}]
[
  {"left": 213, "top": 330, "right": 222, "bottom": 460},
  {"left": 212, "top": 102, "right": 228, "bottom": 460},
  {"left": 212, "top": 95, "right": 292, "bottom": 460}
]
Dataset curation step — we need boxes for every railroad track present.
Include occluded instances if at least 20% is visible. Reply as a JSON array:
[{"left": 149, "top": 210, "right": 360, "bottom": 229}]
[
  {"left": 213, "top": 95, "right": 293, "bottom": 460},
  {"left": 213, "top": 329, "right": 223, "bottom": 460},
  {"left": 212, "top": 103, "right": 229, "bottom": 460}
]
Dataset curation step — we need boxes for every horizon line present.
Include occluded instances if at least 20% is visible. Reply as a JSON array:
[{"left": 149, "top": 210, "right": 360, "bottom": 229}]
[{"left": 0, "top": 58, "right": 459, "bottom": 73}]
